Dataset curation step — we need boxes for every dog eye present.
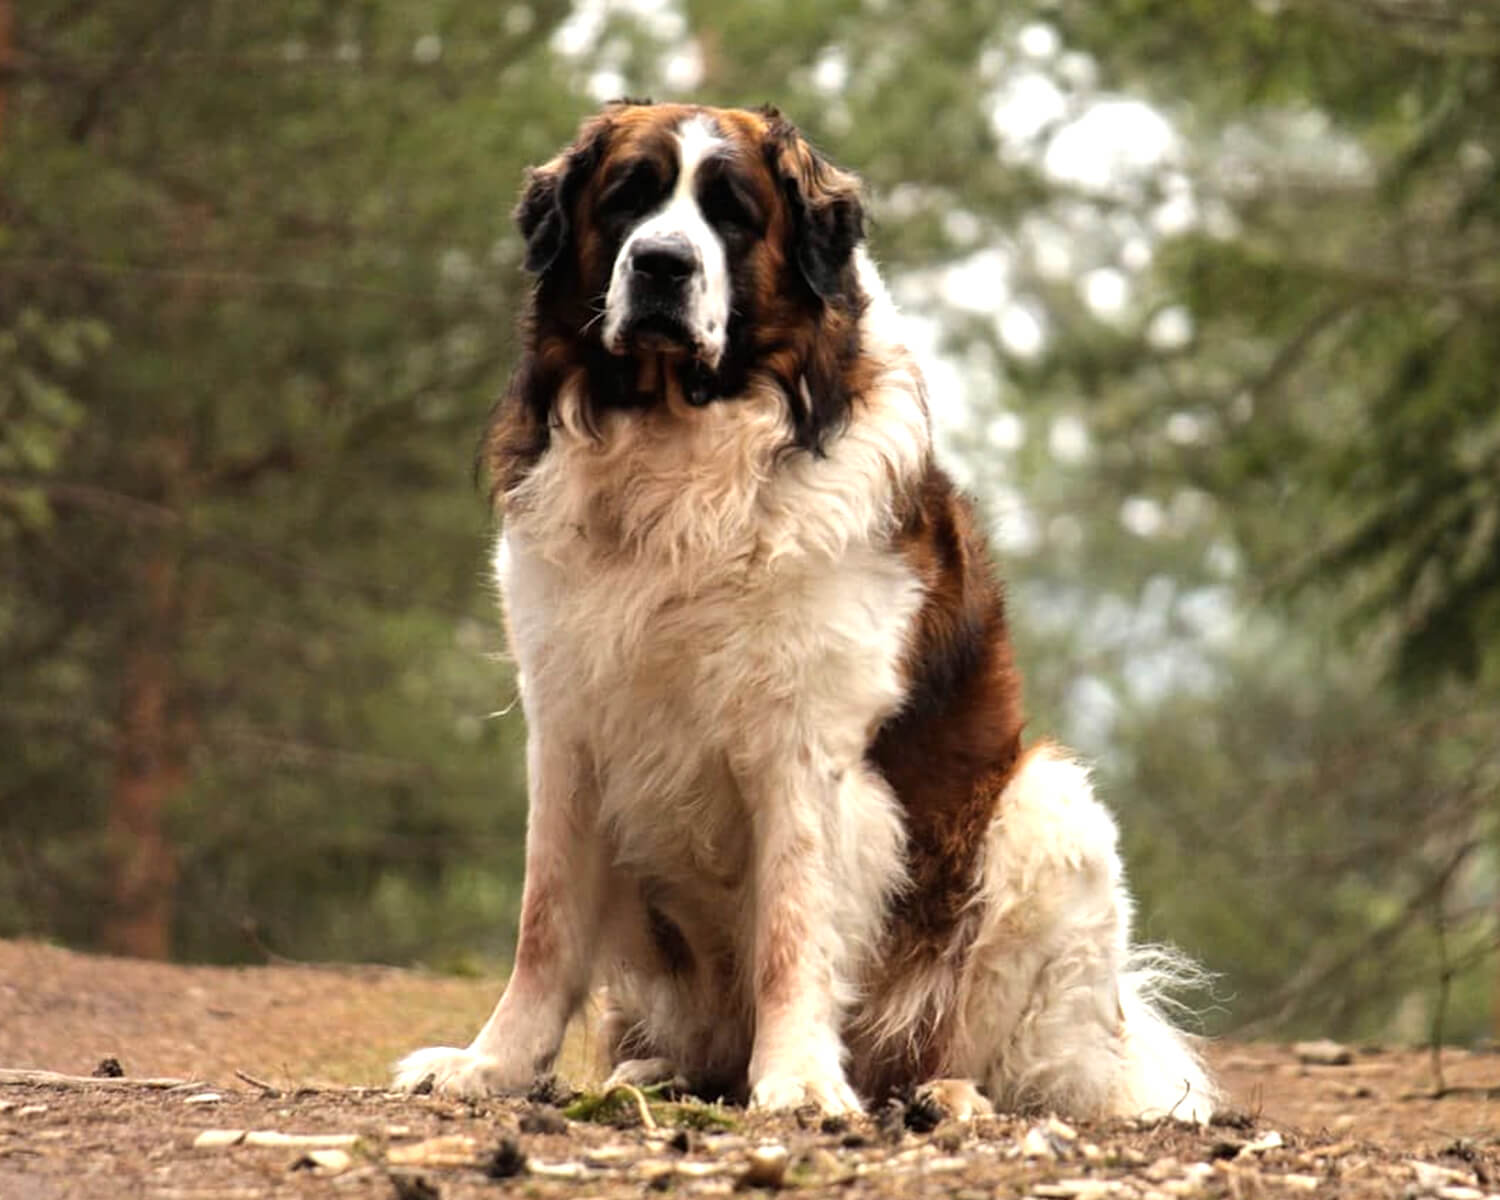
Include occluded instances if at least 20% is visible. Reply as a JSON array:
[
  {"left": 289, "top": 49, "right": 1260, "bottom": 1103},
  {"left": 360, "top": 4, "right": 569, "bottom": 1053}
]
[
  {"left": 599, "top": 163, "right": 663, "bottom": 221},
  {"left": 700, "top": 175, "right": 760, "bottom": 234}
]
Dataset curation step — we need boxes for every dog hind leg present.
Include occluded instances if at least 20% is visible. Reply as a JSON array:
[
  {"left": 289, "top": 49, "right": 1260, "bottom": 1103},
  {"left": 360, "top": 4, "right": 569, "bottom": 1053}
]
[{"left": 951, "top": 744, "right": 1218, "bottom": 1122}]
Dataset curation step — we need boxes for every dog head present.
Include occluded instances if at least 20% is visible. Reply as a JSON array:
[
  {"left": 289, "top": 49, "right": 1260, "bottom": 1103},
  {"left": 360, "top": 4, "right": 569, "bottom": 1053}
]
[{"left": 504, "top": 102, "right": 868, "bottom": 453}]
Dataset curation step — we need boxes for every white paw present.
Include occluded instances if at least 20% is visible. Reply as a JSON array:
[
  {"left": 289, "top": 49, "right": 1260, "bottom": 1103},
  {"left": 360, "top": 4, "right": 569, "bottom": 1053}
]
[
  {"left": 915, "top": 1078, "right": 994, "bottom": 1122},
  {"left": 749, "top": 1069, "right": 862, "bottom": 1115},
  {"left": 391, "top": 1045, "right": 532, "bottom": 1099},
  {"left": 604, "top": 1057, "right": 686, "bottom": 1092}
]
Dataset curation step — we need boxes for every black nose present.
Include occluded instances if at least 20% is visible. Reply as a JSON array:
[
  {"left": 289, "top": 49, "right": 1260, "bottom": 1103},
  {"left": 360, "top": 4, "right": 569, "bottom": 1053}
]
[{"left": 631, "top": 236, "right": 697, "bottom": 286}]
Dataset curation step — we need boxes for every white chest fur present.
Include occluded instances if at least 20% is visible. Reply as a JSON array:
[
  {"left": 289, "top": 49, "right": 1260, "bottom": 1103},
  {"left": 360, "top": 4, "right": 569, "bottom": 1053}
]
[{"left": 496, "top": 348, "right": 929, "bottom": 890}]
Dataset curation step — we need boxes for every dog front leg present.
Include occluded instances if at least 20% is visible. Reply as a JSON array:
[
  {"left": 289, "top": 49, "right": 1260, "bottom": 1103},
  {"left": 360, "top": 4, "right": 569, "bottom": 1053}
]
[
  {"left": 394, "top": 735, "right": 604, "bottom": 1098},
  {"left": 740, "top": 750, "right": 862, "bottom": 1115}
]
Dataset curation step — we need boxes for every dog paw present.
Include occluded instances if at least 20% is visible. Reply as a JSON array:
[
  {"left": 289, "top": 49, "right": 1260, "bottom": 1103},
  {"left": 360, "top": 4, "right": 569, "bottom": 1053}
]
[
  {"left": 391, "top": 1046, "right": 530, "bottom": 1099},
  {"left": 914, "top": 1078, "right": 994, "bottom": 1122},
  {"left": 604, "top": 1057, "right": 687, "bottom": 1092},
  {"left": 749, "top": 1069, "right": 862, "bottom": 1115}
]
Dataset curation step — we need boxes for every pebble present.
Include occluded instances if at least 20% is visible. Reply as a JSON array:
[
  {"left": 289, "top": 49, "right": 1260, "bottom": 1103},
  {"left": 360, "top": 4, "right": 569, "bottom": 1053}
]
[
  {"left": 741, "top": 1142, "right": 789, "bottom": 1188},
  {"left": 528, "top": 1159, "right": 589, "bottom": 1180},
  {"left": 1294, "top": 1039, "right": 1353, "bottom": 1066}
]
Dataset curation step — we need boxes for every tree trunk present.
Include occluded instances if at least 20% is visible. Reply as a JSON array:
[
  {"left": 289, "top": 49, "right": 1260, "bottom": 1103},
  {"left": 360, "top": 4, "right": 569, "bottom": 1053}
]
[{"left": 101, "top": 549, "right": 183, "bottom": 959}]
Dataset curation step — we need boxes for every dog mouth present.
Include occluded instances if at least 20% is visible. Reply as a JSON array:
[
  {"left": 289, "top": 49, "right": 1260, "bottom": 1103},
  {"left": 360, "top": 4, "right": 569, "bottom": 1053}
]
[{"left": 611, "top": 309, "right": 700, "bottom": 357}]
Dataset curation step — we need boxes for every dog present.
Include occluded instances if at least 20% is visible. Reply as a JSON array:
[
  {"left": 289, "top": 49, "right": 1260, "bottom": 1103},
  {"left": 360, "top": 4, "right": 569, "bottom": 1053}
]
[{"left": 393, "top": 101, "right": 1217, "bottom": 1121}]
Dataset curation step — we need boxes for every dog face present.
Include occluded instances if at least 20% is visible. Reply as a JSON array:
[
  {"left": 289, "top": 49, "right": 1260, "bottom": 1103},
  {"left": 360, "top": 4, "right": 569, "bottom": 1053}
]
[{"left": 511, "top": 103, "right": 866, "bottom": 427}]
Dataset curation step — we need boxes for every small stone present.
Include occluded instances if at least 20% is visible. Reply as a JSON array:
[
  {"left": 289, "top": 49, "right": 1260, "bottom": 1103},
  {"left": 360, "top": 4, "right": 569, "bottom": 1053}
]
[
  {"left": 92, "top": 1057, "right": 125, "bottom": 1078},
  {"left": 1278, "top": 1177, "right": 1321, "bottom": 1193},
  {"left": 1434, "top": 1189, "right": 1483, "bottom": 1200},
  {"left": 1332, "top": 1114, "right": 1356, "bottom": 1132},
  {"left": 17, "top": 1104, "right": 48, "bottom": 1118},
  {"left": 184, "top": 1092, "right": 222, "bottom": 1105},
  {"left": 1294, "top": 1039, "right": 1353, "bottom": 1066},
  {"left": 740, "top": 1142, "right": 789, "bottom": 1189}
]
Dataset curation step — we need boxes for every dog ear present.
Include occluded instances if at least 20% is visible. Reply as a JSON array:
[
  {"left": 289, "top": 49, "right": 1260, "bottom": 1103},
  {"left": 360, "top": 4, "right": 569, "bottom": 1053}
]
[
  {"left": 514, "top": 121, "right": 608, "bottom": 276},
  {"left": 768, "top": 117, "right": 865, "bottom": 303}
]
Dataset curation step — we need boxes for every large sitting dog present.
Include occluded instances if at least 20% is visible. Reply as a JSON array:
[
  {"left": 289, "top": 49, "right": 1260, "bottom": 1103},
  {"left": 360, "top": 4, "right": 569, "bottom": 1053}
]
[{"left": 394, "top": 102, "right": 1216, "bottom": 1121}]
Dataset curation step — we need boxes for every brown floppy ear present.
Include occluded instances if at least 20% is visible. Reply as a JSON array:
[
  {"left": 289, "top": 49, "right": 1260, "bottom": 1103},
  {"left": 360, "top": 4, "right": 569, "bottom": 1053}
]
[
  {"left": 513, "top": 120, "right": 608, "bottom": 276},
  {"left": 765, "top": 112, "right": 865, "bottom": 303}
]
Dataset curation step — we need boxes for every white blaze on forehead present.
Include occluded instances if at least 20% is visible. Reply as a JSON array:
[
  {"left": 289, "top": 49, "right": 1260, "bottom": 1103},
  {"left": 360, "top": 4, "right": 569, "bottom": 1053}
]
[
  {"left": 601, "top": 115, "right": 733, "bottom": 367},
  {"left": 675, "top": 114, "right": 723, "bottom": 178}
]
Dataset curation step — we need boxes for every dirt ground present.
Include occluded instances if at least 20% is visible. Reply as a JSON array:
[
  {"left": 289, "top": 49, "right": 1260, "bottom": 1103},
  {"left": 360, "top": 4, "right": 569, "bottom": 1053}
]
[{"left": 1, "top": 940, "right": 1497, "bottom": 1198}]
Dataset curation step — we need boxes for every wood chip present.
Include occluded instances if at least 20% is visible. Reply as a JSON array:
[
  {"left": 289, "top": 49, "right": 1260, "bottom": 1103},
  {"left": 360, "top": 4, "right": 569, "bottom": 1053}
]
[
  {"left": 184, "top": 1092, "right": 223, "bottom": 1105},
  {"left": 194, "top": 1130, "right": 247, "bottom": 1149},
  {"left": 0, "top": 1067, "right": 205, "bottom": 1091},
  {"left": 1239, "top": 1130, "right": 1285, "bottom": 1156},
  {"left": 529, "top": 1159, "right": 590, "bottom": 1179},
  {"left": 17, "top": 1105, "right": 48, "bottom": 1117},
  {"left": 293, "top": 1148, "right": 352, "bottom": 1175},
  {"left": 1412, "top": 1161, "right": 1474, "bottom": 1189},
  {"left": 194, "top": 1129, "right": 365, "bottom": 1151},
  {"left": 243, "top": 1131, "right": 360, "bottom": 1150},
  {"left": 387, "top": 1134, "right": 479, "bottom": 1167}
]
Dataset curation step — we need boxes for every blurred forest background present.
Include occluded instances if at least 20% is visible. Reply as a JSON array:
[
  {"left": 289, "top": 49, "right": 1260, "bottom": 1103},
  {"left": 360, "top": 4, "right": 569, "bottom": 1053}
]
[{"left": 3, "top": 0, "right": 1497, "bottom": 1043}]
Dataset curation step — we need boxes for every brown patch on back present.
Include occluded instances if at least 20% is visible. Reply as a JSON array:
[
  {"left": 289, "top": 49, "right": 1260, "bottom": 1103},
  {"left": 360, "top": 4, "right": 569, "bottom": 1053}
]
[
  {"left": 871, "top": 467, "right": 1024, "bottom": 942},
  {"left": 848, "top": 469, "right": 1023, "bottom": 1099}
]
